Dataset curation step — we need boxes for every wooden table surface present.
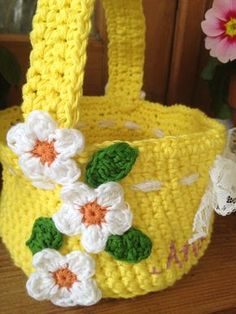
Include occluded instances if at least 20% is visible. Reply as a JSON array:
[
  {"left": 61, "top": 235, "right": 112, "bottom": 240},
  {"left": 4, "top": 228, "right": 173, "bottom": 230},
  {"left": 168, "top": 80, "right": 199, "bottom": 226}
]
[{"left": 1, "top": 214, "right": 236, "bottom": 314}]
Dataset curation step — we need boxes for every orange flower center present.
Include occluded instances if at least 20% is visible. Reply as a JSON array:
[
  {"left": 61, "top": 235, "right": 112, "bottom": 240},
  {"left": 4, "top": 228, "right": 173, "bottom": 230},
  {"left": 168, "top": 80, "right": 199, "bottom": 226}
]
[
  {"left": 80, "top": 200, "right": 107, "bottom": 225},
  {"left": 31, "top": 140, "right": 57, "bottom": 165},
  {"left": 53, "top": 267, "right": 77, "bottom": 288},
  {"left": 225, "top": 17, "right": 236, "bottom": 37}
]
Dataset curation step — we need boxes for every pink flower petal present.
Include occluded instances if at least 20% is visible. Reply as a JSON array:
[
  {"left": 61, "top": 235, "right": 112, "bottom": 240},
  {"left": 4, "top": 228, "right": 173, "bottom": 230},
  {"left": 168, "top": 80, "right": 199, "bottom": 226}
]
[
  {"left": 205, "top": 36, "right": 221, "bottom": 51},
  {"left": 201, "top": 10, "right": 225, "bottom": 36},
  {"left": 226, "top": 38, "right": 236, "bottom": 61},
  {"left": 213, "top": 36, "right": 233, "bottom": 63},
  {"left": 212, "top": 0, "right": 236, "bottom": 21}
]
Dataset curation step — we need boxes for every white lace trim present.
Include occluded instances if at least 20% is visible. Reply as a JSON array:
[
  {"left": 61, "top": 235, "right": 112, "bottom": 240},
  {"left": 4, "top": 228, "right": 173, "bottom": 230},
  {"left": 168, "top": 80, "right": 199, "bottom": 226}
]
[
  {"left": 210, "top": 155, "right": 236, "bottom": 216},
  {"left": 189, "top": 128, "right": 236, "bottom": 243},
  {"left": 188, "top": 185, "right": 216, "bottom": 244}
]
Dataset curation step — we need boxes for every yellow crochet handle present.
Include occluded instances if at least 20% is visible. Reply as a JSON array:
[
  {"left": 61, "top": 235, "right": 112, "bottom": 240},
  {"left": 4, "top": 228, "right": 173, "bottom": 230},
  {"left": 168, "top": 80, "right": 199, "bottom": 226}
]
[{"left": 22, "top": 0, "right": 145, "bottom": 128}]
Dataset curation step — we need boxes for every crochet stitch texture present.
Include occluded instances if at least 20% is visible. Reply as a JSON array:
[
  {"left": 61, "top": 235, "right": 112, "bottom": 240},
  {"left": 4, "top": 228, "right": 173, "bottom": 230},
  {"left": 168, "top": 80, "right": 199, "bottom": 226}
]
[
  {"left": 85, "top": 142, "right": 139, "bottom": 188},
  {"left": 105, "top": 227, "right": 153, "bottom": 263},
  {"left": 26, "top": 217, "right": 63, "bottom": 255},
  {"left": 0, "top": 0, "right": 226, "bottom": 300}
]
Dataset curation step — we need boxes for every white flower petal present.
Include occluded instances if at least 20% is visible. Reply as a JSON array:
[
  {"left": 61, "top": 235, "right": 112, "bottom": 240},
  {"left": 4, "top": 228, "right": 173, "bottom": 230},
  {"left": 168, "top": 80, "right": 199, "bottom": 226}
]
[
  {"left": 66, "top": 251, "right": 95, "bottom": 280},
  {"left": 105, "top": 207, "right": 133, "bottom": 235},
  {"left": 50, "top": 287, "right": 77, "bottom": 307},
  {"left": 19, "top": 153, "right": 45, "bottom": 180},
  {"left": 53, "top": 129, "right": 85, "bottom": 158},
  {"left": 70, "top": 279, "right": 102, "bottom": 306},
  {"left": 47, "top": 159, "right": 81, "bottom": 185},
  {"left": 96, "top": 182, "right": 124, "bottom": 209},
  {"left": 52, "top": 203, "right": 83, "bottom": 236},
  {"left": 32, "top": 249, "right": 65, "bottom": 272},
  {"left": 7, "top": 123, "right": 35, "bottom": 155},
  {"left": 81, "top": 225, "right": 109, "bottom": 253},
  {"left": 26, "top": 110, "right": 57, "bottom": 141},
  {"left": 26, "top": 272, "right": 58, "bottom": 301},
  {"left": 61, "top": 182, "right": 96, "bottom": 206}
]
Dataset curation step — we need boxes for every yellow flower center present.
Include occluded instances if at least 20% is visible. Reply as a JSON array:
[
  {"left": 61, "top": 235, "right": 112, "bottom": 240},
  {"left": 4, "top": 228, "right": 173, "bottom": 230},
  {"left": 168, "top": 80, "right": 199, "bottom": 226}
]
[{"left": 225, "top": 17, "right": 236, "bottom": 37}]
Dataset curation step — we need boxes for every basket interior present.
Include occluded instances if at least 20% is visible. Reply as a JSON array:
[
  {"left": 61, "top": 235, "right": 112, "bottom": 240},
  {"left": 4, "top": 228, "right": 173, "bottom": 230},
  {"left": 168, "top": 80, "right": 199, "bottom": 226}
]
[
  {"left": 0, "top": 97, "right": 223, "bottom": 147},
  {"left": 78, "top": 96, "right": 223, "bottom": 146}
]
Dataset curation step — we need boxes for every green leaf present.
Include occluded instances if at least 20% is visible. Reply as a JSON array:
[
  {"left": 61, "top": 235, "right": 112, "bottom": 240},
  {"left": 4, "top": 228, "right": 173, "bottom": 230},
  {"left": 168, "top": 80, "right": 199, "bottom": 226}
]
[
  {"left": 26, "top": 217, "right": 63, "bottom": 255},
  {"left": 105, "top": 227, "right": 152, "bottom": 263},
  {"left": 85, "top": 142, "right": 139, "bottom": 188},
  {"left": 201, "top": 57, "right": 221, "bottom": 81},
  {"left": 0, "top": 46, "right": 21, "bottom": 86}
]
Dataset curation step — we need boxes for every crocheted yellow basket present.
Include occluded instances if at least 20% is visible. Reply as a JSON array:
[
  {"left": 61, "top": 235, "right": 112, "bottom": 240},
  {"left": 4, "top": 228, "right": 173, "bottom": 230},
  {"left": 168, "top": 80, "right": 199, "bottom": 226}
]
[{"left": 0, "top": 0, "right": 227, "bottom": 307}]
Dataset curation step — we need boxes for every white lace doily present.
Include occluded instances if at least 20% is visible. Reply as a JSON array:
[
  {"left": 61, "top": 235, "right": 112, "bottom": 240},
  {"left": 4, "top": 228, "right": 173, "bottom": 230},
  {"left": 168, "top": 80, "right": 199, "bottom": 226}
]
[{"left": 189, "top": 128, "right": 236, "bottom": 243}]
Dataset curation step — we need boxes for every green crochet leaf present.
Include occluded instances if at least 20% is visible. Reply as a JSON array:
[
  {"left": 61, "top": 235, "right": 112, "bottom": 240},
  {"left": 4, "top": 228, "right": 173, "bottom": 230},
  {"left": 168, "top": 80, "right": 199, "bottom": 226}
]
[
  {"left": 85, "top": 142, "right": 139, "bottom": 188},
  {"left": 105, "top": 227, "right": 152, "bottom": 263},
  {"left": 26, "top": 217, "right": 63, "bottom": 255}
]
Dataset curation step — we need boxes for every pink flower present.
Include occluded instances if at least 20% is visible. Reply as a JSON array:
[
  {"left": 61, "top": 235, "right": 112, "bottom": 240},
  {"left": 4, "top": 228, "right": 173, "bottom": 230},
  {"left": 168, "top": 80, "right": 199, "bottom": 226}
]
[{"left": 201, "top": 0, "right": 236, "bottom": 63}]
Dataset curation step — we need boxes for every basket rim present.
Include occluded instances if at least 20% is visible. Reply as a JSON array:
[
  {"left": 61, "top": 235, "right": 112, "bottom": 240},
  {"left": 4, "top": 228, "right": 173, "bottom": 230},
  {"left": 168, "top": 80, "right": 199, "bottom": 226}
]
[{"left": 0, "top": 100, "right": 226, "bottom": 150}]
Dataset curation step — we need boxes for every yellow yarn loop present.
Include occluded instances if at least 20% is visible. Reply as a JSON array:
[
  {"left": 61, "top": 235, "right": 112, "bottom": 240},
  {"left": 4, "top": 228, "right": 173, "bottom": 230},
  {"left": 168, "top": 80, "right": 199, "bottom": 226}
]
[{"left": 0, "top": 0, "right": 226, "bottom": 300}]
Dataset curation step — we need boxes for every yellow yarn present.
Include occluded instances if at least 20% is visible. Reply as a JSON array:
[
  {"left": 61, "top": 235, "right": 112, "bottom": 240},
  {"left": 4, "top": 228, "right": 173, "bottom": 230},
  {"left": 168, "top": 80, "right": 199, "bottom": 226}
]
[{"left": 0, "top": 0, "right": 226, "bottom": 299}]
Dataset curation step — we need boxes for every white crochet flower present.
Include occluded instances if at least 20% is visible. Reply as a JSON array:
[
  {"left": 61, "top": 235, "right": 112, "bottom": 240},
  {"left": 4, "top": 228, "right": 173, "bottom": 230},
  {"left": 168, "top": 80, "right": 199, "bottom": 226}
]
[
  {"left": 26, "top": 249, "right": 101, "bottom": 307},
  {"left": 7, "top": 110, "right": 84, "bottom": 189},
  {"left": 53, "top": 182, "right": 133, "bottom": 253}
]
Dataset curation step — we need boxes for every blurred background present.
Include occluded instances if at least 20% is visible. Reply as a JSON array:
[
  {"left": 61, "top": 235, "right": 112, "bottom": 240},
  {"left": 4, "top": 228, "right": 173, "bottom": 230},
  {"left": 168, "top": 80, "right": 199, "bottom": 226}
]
[
  {"left": 0, "top": 0, "right": 37, "bottom": 34},
  {"left": 0, "top": 0, "right": 214, "bottom": 115}
]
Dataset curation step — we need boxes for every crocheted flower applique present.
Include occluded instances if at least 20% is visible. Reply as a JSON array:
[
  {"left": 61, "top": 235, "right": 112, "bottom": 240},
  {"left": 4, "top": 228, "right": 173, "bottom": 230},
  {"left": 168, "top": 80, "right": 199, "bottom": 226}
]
[
  {"left": 52, "top": 182, "right": 133, "bottom": 253},
  {"left": 26, "top": 249, "right": 101, "bottom": 307},
  {"left": 7, "top": 110, "right": 84, "bottom": 189}
]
